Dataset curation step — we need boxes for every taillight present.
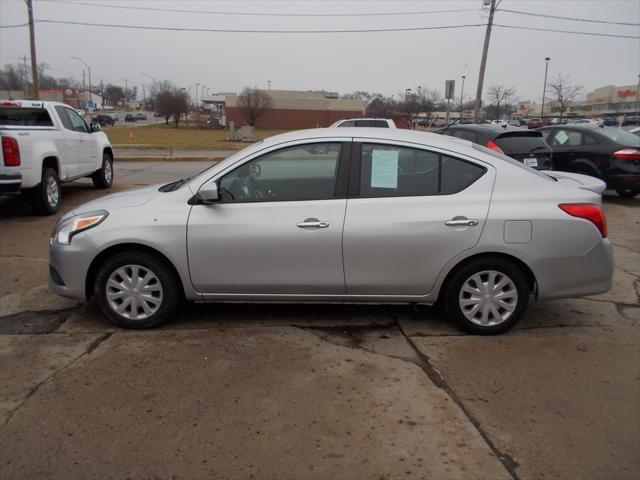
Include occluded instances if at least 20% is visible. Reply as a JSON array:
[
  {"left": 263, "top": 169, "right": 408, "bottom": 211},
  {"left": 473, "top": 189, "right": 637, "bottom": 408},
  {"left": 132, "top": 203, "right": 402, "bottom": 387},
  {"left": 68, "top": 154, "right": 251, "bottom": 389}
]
[
  {"left": 1, "top": 136, "right": 21, "bottom": 166},
  {"left": 613, "top": 148, "right": 640, "bottom": 160},
  {"left": 559, "top": 203, "right": 607, "bottom": 238},
  {"left": 486, "top": 139, "right": 504, "bottom": 153}
]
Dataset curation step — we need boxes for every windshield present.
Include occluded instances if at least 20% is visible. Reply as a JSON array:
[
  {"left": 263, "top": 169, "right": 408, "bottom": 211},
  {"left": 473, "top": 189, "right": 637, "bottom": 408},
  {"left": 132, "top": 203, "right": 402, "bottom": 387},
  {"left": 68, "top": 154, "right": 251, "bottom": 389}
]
[{"left": 598, "top": 128, "right": 640, "bottom": 146}]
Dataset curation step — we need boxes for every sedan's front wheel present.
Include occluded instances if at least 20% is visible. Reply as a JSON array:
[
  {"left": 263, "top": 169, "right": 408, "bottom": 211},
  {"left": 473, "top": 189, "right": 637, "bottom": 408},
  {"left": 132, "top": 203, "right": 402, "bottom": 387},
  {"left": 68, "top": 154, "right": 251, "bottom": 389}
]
[
  {"left": 444, "top": 258, "right": 529, "bottom": 334},
  {"left": 95, "top": 252, "right": 181, "bottom": 329}
]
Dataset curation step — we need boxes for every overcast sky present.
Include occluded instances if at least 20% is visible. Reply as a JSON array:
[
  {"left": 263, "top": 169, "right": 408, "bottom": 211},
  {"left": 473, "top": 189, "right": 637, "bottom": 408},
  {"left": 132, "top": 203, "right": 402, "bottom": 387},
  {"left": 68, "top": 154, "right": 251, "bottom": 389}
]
[{"left": 1, "top": 0, "right": 638, "bottom": 104}]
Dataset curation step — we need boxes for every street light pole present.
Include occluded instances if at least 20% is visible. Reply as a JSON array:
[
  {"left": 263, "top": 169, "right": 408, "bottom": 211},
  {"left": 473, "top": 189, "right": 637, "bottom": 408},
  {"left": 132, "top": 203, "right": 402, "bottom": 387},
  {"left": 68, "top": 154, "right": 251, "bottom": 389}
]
[
  {"left": 196, "top": 83, "right": 200, "bottom": 107},
  {"left": 70, "top": 56, "right": 91, "bottom": 110},
  {"left": 460, "top": 75, "right": 466, "bottom": 119},
  {"left": 541, "top": 57, "right": 551, "bottom": 120},
  {"left": 405, "top": 88, "right": 412, "bottom": 128}
]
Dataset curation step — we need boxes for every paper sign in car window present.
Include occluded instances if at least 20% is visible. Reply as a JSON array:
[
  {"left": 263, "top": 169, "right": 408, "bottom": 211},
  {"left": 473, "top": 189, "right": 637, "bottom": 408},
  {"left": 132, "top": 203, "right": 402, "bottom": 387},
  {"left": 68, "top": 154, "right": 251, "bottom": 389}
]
[
  {"left": 371, "top": 149, "right": 399, "bottom": 188},
  {"left": 555, "top": 130, "right": 569, "bottom": 145}
]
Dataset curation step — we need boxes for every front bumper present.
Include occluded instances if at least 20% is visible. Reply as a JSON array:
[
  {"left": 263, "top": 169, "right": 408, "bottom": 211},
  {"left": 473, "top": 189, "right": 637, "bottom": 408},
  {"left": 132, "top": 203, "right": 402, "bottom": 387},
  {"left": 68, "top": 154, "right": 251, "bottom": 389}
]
[
  {"left": 533, "top": 239, "right": 614, "bottom": 300},
  {"left": 0, "top": 173, "right": 22, "bottom": 194},
  {"left": 49, "top": 233, "right": 98, "bottom": 300}
]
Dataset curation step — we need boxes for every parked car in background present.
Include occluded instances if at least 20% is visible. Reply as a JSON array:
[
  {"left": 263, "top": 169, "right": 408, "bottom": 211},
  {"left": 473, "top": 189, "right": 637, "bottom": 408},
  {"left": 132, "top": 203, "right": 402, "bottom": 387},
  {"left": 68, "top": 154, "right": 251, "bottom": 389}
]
[
  {"left": 539, "top": 125, "right": 640, "bottom": 198},
  {"left": 124, "top": 114, "right": 136, "bottom": 122},
  {"left": 437, "top": 124, "right": 552, "bottom": 170},
  {"left": 602, "top": 117, "right": 618, "bottom": 127},
  {"left": 527, "top": 118, "right": 543, "bottom": 129},
  {"left": 330, "top": 118, "right": 396, "bottom": 128},
  {"left": 622, "top": 115, "right": 640, "bottom": 126},
  {"left": 49, "top": 128, "right": 612, "bottom": 334},
  {"left": 573, "top": 118, "right": 600, "bottom": 126},
  {"left": 0, "top": 100, "right": 114, "bottom": 214},
  {"left": 135, "top": 112, "right": 147, "bottom": 121},
  {"left": 95, "top": 114, "right": 116, "bottom": 127}
]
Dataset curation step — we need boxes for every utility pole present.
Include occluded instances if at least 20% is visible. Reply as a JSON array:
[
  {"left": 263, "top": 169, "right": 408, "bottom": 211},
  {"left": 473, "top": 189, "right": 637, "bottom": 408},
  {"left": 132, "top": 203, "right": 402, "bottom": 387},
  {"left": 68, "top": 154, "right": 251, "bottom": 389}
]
[
  {"left": 22, "top": 55, "right": 28, "bottom": 97},
  {"left": 82, "top": 69, "right": 86, "bottom": 109},
  {"left": 473, "top": 0, "right": 496, "bottom": 123},
  {"left": 25, "top": 0, "right": 39, "bottom": 99}
]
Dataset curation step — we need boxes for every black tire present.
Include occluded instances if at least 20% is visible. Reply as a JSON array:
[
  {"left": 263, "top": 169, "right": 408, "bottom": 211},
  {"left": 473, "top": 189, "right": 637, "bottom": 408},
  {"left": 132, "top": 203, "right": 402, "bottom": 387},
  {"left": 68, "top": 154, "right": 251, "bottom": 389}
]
[
  {"left": 92, "top": 151, "right": 113, "bottom": 189},
  {"left": 443, "top": 257, "right": 529, "bottom": 335},
  {"left": 30, "top": 167, "right": 61, "bottom": 215},
  {"left": 616, "top": 188, "right": 639, "bottom": 199},
  {"left": 95, "top": 252, "right": 181, "bottom": 329}
]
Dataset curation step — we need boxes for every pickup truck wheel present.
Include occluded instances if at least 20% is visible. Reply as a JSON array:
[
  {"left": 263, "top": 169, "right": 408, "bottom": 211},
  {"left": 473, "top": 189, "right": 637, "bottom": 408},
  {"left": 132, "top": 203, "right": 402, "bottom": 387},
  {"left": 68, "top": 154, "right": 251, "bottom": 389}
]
[
  {"left": 30, "top": 167, "right": 61, "bottom": 215},
  {"left": 92, "top": 152, "right": 113, "bottom": 189},
  {"left": 95, "top": 252, "right": 181, "bottom": 329}
]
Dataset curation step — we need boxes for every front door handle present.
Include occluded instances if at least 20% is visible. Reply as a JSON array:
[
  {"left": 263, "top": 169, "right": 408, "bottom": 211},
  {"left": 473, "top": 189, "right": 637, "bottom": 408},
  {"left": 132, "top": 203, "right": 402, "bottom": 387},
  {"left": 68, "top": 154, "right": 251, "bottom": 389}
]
[
  {"left": 445, "top": 218, "right": 478, "bottom": 227},
  {"left": 297, "top": 218, "right": 330, "bottom": 229}
]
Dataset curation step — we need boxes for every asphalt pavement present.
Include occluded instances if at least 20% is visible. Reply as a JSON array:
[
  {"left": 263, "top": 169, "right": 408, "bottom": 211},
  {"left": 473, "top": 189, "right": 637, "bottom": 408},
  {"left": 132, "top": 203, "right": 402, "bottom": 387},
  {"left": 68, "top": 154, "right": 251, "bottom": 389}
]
[{"left": 0, "top": 162, "right": 638, "bottom": 480}]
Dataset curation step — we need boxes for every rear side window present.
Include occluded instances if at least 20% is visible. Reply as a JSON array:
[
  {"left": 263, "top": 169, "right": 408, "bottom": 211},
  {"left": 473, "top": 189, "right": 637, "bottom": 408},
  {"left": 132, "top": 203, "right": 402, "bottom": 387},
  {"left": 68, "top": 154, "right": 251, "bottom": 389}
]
[
  {"left": 359, "top": 143, "right": 485, "bottom": 197},
  {"left": 0, "top": 107, "right": 53, "bottom": 126},
  {"left": 447, "top": 129, "right": 478, "bottom": 143},
  {"left": 338, "top": 120, "right": 356, "bottom": 127}
]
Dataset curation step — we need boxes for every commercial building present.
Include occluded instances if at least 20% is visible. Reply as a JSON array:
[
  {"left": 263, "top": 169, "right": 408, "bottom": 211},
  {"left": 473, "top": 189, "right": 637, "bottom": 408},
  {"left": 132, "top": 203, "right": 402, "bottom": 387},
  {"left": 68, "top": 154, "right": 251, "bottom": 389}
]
[
  {"left": 201, "top": 89, "right": 364, "bottom": 129},
  {"left": 1, "top": 88, "right": 103, "bottom": 110}
]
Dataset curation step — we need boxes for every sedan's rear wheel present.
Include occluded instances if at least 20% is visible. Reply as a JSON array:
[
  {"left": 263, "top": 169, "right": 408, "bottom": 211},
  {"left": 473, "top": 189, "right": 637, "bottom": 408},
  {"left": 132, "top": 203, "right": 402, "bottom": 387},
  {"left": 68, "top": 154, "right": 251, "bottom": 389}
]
[
  {"left": 95, "top": 252, "right": 181, "bottom": 329},
  {"left": 444, "top": 258, "right": 529, "bottom": 334},
  {"left": 616, "top": 188, "right": 639, "bottom": 199}
]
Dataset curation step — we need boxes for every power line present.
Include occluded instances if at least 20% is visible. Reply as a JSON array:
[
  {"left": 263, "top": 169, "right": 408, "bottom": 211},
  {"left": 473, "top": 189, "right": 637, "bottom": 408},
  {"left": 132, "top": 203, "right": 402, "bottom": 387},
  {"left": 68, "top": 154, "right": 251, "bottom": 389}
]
[
  {"left": 494, "top": 24, "right": 639, "bottom": 39},
  {"left": 498, "top": 8, "right": 640, "bottom": 27},
  {"left": 40, "top": 0, "right": 478, "bottom": 17},
  {"left": 0, "top": 19, "right": 634, "bottom": 39},
  {"left": 0, "top": 23, "right": 30, "bottom": 29},
  {"left": 29, "top": 19, "right": 489, "bottom": 33}
]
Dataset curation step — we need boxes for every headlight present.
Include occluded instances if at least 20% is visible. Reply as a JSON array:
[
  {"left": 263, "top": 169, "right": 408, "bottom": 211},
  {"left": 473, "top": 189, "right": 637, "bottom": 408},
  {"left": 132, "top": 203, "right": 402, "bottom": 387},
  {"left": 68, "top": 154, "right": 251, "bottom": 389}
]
[{"left": 51, "top": 210, "right": 109, "bottom": 245}]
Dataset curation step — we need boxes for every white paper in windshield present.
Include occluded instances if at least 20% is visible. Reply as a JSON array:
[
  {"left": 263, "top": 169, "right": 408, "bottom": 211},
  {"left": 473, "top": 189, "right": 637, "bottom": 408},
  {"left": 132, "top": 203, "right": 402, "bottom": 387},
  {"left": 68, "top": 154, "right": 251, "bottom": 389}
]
[
  {"left": 371, "top": 150, "right": 398, "bottom": 188},
  {"left": 555, "top": 130, "right": 569, "bottom": 145}
]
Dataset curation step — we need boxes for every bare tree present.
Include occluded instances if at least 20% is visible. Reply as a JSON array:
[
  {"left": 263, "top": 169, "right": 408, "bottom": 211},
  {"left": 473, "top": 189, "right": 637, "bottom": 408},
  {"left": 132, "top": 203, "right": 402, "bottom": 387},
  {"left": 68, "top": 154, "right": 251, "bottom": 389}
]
[
  {"left": 151, "top": 80, "right": 175, "bottom": 125},
  {"left": 417, "top": 88, "right": 441, "bottom": 122},
  {"left": 547, "top": 73, "right": 583, "bottom": 121},
  {"left": 487, "top": 85, "right": 516, "bottom": 121},
  {"left": 238, "top": 87, "right": 272, "bottom": 126}
]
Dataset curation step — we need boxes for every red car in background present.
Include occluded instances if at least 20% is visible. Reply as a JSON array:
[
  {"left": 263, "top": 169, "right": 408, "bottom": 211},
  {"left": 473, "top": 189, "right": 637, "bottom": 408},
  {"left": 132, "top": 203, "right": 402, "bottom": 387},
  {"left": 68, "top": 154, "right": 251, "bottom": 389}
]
[{"left": 527, "top": 118, "right": 543, "bottom": 129}]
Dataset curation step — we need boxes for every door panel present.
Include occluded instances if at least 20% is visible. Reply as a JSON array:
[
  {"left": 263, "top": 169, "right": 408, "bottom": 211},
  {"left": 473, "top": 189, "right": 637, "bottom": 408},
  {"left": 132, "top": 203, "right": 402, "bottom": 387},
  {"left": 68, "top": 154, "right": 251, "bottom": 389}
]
[
  {"left": 343, "top": 141, "right": 494, "bottom": 295},
  {"left": 187, "top": 200, "right": 346, "bottom": 293},
  {"left": 187, "top": 140, "right": 349, "bottom": 295}
]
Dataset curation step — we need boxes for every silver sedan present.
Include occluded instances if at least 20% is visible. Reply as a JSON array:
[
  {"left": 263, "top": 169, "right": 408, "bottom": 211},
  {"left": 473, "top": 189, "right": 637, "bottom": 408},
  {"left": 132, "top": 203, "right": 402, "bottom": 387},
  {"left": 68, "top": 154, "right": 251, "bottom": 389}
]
[{"left": 49, "top": 128, "right": 613, "bottom": 334}]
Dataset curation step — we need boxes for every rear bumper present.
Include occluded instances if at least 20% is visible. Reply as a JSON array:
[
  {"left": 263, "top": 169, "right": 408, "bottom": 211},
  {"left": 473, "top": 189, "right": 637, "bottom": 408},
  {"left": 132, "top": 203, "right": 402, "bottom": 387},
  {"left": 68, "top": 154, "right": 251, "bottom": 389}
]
[
  {"left": 606, "top": 174, "right": 640, "bottom": 192},
  {"left": 532, "top": 239, "right": 613, "bottom": 300},
  {"left": 0, "top": 173, "right": 22, "bottom": 194}
]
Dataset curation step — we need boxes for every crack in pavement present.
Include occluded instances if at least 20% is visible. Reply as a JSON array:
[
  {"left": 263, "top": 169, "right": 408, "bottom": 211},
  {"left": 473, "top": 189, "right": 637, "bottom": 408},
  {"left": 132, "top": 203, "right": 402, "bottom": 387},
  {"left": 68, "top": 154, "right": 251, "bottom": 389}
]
[
  {"left": 302, "top": 310, "right": 521, "bottom": 480},
  {"left": 1, "top": 332, "right": 113, "bottom": 427}
]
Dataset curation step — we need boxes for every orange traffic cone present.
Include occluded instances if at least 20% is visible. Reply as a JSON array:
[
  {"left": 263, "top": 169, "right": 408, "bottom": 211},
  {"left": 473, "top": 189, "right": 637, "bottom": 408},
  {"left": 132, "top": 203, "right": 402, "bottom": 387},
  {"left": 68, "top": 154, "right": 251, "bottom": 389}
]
[{"left": 128, "top": 131, "right": 134, "bottom": 142}]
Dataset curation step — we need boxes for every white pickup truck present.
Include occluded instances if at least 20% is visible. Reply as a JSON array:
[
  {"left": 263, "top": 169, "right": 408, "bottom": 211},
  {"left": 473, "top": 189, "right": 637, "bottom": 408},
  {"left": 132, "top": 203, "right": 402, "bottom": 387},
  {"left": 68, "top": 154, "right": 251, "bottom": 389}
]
[{"left": 0, "top": 100, "right": 114, "bottom": 214}]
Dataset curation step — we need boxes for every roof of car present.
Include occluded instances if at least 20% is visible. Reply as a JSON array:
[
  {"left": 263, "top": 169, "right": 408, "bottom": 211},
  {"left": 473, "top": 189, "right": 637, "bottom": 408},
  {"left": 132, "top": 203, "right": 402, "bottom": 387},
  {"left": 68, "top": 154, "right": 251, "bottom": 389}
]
[{"left": 258, "top": 127, "right": 472, "bottom": 151}]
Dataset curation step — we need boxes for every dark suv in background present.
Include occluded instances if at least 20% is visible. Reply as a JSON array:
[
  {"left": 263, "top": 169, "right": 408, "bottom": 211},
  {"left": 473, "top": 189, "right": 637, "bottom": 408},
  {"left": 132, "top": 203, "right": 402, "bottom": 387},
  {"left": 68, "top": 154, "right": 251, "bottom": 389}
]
[
  {"left": 94, "top": 114, "right": 115, "bottom": 126},
  {"left": 437, "top": 124, "right": 553, "bottom": 170}
]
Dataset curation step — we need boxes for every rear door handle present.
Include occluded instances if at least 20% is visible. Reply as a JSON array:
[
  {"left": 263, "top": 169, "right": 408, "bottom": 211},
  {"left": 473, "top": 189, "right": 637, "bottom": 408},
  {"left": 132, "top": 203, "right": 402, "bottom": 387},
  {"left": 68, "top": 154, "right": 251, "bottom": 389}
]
[
  {"left": 445, "top": 218, "right": 478, "bottom": 227},
  {"left": 297, "top": 218, "right": 329, "bottom": 229}
]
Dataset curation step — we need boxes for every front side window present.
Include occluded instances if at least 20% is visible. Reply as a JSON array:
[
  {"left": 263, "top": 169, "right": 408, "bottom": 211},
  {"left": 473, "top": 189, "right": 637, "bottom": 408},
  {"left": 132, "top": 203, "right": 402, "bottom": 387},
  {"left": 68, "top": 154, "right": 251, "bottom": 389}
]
[
  {"left": 218, "top": 143, "right": 342, "bottom": 203},
  {"left": 55, "top": 106, "right": 88, "bottom": 133},
  {"left": 359, "top": 143, "right": 485, "bottom": 197}
]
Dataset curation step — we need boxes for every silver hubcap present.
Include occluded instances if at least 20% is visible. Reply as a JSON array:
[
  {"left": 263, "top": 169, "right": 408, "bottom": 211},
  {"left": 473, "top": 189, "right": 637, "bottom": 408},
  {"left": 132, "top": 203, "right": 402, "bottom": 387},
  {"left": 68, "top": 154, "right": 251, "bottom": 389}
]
[
  {"left": 459, "top": 270, "right": 518, "bottom": 327},
  {"left": 46, "top": 175, "right": 59, "bottom": 207},
  {"left": 104, "top": 159, "right": 112, "bottom": 183},
  {"left": 106, "top": 265, "right": 163, "bottom": 320}
]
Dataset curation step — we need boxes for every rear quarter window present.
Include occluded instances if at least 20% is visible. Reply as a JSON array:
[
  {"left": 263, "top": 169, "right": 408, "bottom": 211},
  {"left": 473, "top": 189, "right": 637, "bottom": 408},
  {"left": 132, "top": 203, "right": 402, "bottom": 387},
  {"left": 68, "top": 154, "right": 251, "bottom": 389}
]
[{"left": 0, "top": 107, "right": 53, "bottom": 126}]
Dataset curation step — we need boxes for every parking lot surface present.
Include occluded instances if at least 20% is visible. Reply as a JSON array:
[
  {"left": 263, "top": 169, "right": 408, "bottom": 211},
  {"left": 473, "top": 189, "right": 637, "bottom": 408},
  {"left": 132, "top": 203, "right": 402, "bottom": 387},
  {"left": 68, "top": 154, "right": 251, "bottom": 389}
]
[{"left": 0, "top": 161, "right": 638, "bottom": 480}]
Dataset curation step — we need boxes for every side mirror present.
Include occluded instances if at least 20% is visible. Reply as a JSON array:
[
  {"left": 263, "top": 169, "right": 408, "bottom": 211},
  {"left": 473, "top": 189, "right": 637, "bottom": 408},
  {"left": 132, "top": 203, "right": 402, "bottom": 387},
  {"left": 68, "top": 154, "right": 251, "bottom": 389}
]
[
  {"left": 90, "top": 122, "right": 101, "bottom": 133},
  {"left": 194, "top": 181, "right": 219, "bottom": 204}
]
